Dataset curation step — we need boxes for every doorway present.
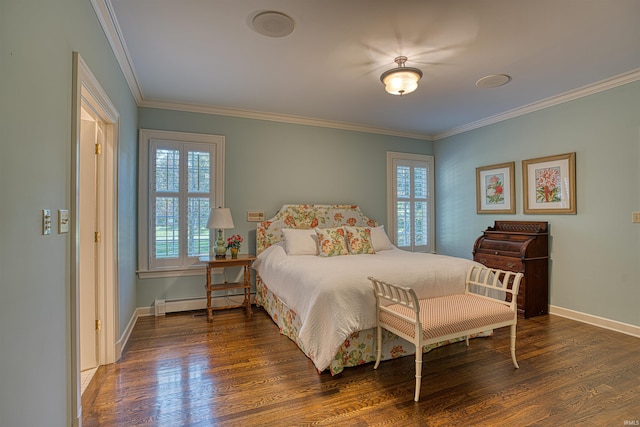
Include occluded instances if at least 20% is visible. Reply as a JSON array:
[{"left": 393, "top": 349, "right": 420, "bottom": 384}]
[
  {"left": 71, "top": 52, "right": 120, "bottom": 426},
  {"left": 78, "top": 106, "right": 102, "bottom": 376}
]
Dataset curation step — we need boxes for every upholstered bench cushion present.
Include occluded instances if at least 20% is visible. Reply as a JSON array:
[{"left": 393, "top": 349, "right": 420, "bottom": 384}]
[{"left": 380, "top": 294, "right": 513, "bottom": 340}]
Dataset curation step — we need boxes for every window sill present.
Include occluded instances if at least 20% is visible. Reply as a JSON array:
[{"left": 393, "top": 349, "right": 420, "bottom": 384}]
[{"left": 137, "top": 267, "right": 206, "bottom": 279}]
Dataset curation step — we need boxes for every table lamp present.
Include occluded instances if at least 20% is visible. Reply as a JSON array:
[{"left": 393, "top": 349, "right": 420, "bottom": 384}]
[{"left": 207, "top": 207, "right": 235, "bottom": 258}]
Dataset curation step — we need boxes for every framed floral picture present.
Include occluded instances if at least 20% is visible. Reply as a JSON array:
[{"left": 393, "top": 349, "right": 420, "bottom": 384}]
[
  {"left": 476, "top": 162, "right": 515, "bottom": 214},
  {"left": 522, "top": 152, "right": 576, "bottom": 214}
]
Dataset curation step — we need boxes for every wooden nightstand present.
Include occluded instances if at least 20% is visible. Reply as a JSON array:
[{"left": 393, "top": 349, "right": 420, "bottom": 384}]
[{"left": 199, "top": 254, "right": 256, "bottom": 322}]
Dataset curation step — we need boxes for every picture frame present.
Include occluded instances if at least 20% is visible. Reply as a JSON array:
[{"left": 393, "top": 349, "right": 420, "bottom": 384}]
[
  {"left": 522, "top": 152, "right": 576, "bottom": 214},
  {"left": 476, "top": 162, "right": 516, "bottom": 214}
]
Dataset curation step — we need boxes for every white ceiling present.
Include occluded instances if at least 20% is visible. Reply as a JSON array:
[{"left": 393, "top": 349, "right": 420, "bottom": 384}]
[{"left": 98, "top": 0, "right": 640, "bottom": 140}]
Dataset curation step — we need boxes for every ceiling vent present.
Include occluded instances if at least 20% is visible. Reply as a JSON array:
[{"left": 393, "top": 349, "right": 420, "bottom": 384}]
[
  {"left": 251, "top": 11, "right": 295, "bottom": 38},
  {"left": 476, "top": 74, "right": 511, "bottom": 88}
]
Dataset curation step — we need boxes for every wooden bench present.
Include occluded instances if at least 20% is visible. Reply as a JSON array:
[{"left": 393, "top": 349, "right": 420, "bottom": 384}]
[{"left": 369, "top": 265, "right": 524, "bottom": 401}]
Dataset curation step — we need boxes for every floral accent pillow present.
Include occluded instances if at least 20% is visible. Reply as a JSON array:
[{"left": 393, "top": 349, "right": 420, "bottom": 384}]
[
  {"left": 344, "top": 226, "right": 375, "bottom": 255},
  {"left": 315, "top": 227, "right": 349, "bottom": 257}
]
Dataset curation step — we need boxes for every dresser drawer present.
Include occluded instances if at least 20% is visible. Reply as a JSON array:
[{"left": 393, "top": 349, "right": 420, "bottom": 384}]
[{"left": 473, "top": 254, "right": 523, "bottom": 273}]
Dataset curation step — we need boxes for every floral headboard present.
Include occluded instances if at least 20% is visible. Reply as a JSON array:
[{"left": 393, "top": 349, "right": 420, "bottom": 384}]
[{"left": 256, "top": 204, "right": 377, "bottom": 255}]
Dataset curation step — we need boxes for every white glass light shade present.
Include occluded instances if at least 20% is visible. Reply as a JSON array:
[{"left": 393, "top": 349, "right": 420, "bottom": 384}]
[
  {"left": 207, "top": 207, "right": 234, "bottom": 229},
  {"left": 381, "top": 69, "right": 422, "bottom": 95}
]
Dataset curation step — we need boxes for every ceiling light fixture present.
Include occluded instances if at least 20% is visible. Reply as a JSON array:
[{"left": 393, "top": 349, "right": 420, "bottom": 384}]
[{"left": 380, "top": 56, "right": 423, "bottom": 96}]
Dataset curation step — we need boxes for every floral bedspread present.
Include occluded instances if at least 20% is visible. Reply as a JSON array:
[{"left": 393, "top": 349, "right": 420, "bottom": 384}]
[
  {"left": 255, "top": 276, "right": 468, "bottom": 375},
  {"left": 253, "top": 204, "right": 476, "bottom": 375}
]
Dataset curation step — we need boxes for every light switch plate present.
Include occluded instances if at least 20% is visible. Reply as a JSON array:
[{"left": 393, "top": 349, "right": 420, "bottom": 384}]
[
  {"left": 247, "top": 211, "right": 265, "bottom": 222},
  {"left": 42, "top": 209, "right": 52, "bottom": 235},
  {"left": 58, "top": 209, "right": 69, "bottom": 233},
  {"left": 632, "top": 212, "right": 640, "bottom": 223}
]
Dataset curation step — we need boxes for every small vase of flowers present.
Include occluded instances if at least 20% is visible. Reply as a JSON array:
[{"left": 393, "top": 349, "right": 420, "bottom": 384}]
[{"left": 226, "top": 234, "right": 243, "bottom": 258}]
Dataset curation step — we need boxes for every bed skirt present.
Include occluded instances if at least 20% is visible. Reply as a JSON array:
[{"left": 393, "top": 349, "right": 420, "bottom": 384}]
[{"left": 255, "top": 277, "right": 479, "bottom": 375}]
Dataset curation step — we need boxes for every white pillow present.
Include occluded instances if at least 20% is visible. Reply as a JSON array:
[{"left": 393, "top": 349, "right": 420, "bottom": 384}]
[
  {"left": 371, "top": 225, "right": 394, "bottom": 251},
  {"left": 282, "top": 228, "right": 318, "bottom": 255}
]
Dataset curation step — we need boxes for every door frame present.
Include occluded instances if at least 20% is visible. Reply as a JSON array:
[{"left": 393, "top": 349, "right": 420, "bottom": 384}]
[
  {"left": 71, "top": 52, "right": 120, "bottom": 426},
  {"left": 78, "top": 112, "right": 100, "bottom": 371}
]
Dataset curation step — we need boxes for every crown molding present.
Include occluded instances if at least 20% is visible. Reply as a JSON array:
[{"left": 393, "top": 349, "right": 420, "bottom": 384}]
[
  {"left": 138, "top": 99, "right": 433, "bottom": 141},
  {"left": 91, "top": 0, "right": 143, "bottom": 103},
  {"left": 91, "top": 0, "right": 429, "bottom": 141},
  {"left": 90, "top": 0, "right": 430, "bottom": 140},
  {"left": 92, "top": 0, "right": 638, "bottom": 143},
  {"left": 433, "top": 68, "right": 640, "bottom": 140}
]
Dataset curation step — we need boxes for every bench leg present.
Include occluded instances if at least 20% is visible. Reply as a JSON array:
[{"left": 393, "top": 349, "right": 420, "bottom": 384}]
[
  {"left": 414, "top": 345, "right": 423, "bottom": 402},
  {"left": 374, "top": 324, "right": 382, "bottom": 369},
  {"left": 510, "top": 324, "right": 519, "bottom": 369}
]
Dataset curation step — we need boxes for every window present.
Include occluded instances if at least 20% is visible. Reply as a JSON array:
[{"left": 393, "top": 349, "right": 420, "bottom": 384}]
[
  {"left": 387, "top": 152, "right": 434, "bottom": 252},
  {"left": 138, "top": 129, "right": 225, "bottom": 277}
]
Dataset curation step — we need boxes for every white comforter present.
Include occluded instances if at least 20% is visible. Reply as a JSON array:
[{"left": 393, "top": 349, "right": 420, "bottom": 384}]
[{"left": 252, "top": 242, "right": 480, "bottom": 372}]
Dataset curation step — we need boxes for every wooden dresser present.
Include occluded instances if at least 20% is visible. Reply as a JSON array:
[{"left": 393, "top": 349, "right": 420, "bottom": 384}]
[{"left": 472, "top": 221, "right": 549, "bottom": 318}]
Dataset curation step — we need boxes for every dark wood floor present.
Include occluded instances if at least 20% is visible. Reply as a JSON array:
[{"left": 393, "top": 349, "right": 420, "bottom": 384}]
[{"left": 82, "top": 307, "right": 640, "bottom": 426}]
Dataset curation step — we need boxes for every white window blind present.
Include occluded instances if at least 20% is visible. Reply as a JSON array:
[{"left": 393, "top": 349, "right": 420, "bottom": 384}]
[
  {"left": 138, "top": 130, "right": 224, "bottom": 277},
  {"left": 387, "top": 152, "right": 434, "bottom": 253}
]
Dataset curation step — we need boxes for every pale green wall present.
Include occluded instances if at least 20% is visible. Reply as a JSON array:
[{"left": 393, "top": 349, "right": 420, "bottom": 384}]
[
  {"left": 136, "top": 108, "right": 433, "bottom": 306},
  {"left": 434, "top": 81, "right": 640, "bottom": 327},
  {"left": 0, "top": 1, "right": 138, "bottom": 426},
  {"left": 2, "top": 3, "right": 637, "bottom": 425}
]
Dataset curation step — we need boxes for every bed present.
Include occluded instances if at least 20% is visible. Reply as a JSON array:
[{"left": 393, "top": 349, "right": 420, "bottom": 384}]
[{"left": 253, "top": 204, "right": 484, "bottom": 375}]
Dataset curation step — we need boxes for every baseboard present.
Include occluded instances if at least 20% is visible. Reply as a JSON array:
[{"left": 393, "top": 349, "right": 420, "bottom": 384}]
[
  {"left": 115, "top": 306, "right": 142, "bottom": 360},
  {"left": 550, "top": 305, "right": 640, "bottom": 338},
  {"left": 120, "top": 296, "right": 249, "bottom": 351},
  {"left": 136, "top": 294, "right": 252, "bottom": 317},
  {"left": 113, "top": 301, "right": 637, "bottom": 363}
]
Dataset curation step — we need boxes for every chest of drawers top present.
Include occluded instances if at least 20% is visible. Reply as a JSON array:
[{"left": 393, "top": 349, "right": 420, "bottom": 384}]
[{"left": 473, "top": 221, "right": 548, "bottom": 260}]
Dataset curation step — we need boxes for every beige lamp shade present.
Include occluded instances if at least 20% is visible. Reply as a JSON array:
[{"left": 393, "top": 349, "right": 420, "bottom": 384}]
[
  {"left": 207, "top": 207, "right": 235, "bottom": 258},
  {"left": 207, "top": 207, "right": 235, "bottom": 229}
]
